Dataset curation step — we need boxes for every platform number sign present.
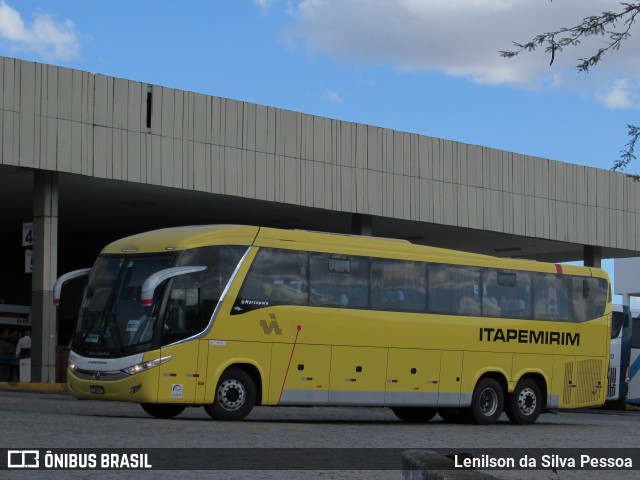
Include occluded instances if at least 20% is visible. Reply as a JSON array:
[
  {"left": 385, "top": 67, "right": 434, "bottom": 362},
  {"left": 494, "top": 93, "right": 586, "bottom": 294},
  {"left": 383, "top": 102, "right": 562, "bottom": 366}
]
[
  {"left": 25, "top": 249, "right": 32, "bottom": 273},
  {"left": 22, "top": 222, "right": 33, "bottom": 247},
  {"left": 22, "top": 222, "right": 33, "bottom": 273}
]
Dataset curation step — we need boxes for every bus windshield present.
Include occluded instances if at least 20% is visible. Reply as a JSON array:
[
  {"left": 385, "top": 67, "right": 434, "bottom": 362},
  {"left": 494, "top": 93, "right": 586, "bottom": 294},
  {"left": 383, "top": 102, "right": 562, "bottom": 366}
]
[
  {"left": 72, "top": 255, "right": 175, "bottom": 355},
  {"left": 611, "top": 311, "right": 625, "bottom": 340},
  {"left": 71, "top": 245, "right": 248, "bottom": 357}
]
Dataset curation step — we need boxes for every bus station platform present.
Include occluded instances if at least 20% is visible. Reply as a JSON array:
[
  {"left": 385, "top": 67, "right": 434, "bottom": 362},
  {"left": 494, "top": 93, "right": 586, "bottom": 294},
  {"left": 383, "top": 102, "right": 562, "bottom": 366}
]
[{"left": 0, "top": 381, "right": 68, "bottom": 392}]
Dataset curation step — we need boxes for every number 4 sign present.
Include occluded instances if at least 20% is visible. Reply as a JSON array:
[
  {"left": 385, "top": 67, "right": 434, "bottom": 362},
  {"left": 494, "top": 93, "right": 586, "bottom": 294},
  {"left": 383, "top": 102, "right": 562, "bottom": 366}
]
[{"left": 22, "top": 222, "right": 33, "bottom": 247}]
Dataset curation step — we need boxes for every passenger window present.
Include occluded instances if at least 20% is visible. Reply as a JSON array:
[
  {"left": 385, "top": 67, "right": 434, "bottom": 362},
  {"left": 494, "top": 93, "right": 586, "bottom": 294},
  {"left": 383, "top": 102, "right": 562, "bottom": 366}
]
[
  {"left": 234, "top": 248, "right": 309, "bottom": 313},
  {"left": 310, "top": 254, "right": 369, "bottom": 308},
  {"left": 163, "top": 287, "right": 199, "bottom": 336},
  {"left": 371, "top": 259, "right": 426, "bottom": 312},
  {"left": 428, "top": 265, "right": 481, "bottom": 315},
  {"left": 571, "top": 276, "right": 608, "bottom": 322},
  {"left": 482, "top": 270, "right": 532, "bottom": 318},
  {"left": 162, "top": 245, "right": 247, "bottom": 343},
  {"left": 533, "top": 273, "right": 571, "bottom": 321}
]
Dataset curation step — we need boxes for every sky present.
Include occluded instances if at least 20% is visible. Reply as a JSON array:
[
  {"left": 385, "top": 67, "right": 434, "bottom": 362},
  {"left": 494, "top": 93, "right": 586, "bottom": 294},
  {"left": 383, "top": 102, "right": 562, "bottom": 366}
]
[{"left": 0, "top": 0, "right": 638, "bottom": 302}]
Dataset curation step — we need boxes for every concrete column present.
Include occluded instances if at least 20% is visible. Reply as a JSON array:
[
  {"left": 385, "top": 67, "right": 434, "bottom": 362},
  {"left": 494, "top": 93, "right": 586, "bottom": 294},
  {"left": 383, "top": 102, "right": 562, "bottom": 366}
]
[
  {"left": 351, "top": 214, "right": 372, "bottom": 236},
  {"left": 584, "top": 245, "right": 602, "bottom": 268},
  {"left": 623, "top": 294, "right": 631, "bottom": 310},
  {"left": 31, "top": 171, "right": 59, "bottom": 382}
]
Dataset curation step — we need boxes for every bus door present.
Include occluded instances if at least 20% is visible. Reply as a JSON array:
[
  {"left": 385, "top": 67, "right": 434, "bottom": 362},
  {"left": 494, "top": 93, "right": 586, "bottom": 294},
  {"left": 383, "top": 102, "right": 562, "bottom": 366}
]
[
  {"left": 157, "top": 284, "right": 209, "bottom": 404},
  {"left": 158, "top": 340, "right": 206, "bottom": 404}
]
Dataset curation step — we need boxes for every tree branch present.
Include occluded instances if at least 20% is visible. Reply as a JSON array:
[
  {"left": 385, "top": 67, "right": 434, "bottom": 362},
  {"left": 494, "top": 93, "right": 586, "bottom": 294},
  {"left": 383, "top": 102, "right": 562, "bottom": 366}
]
[
  {"left": 499, "top": 3, "right": 640, "bottom": 72},
  {"left": 501, "top": 3, "right": 640, "bottom": 178},
  {"left": 613, "top": 124, "right": 640, "bottom": 180}
]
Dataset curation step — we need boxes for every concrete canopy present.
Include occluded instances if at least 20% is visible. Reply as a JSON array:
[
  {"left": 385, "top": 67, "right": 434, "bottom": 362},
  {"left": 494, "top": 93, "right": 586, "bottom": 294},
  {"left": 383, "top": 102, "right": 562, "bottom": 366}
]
[{"left": 1, "top": 56, "right": 639, "bottom": 380}]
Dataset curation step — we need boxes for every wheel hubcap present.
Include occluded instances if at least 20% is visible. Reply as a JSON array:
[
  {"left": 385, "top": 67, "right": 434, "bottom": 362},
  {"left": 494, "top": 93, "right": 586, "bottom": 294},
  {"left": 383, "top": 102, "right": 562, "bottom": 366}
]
[
  {"left": 517, "top": 387, "right": 536, "bottom": 416},
  {"left": 217, "top": 379, "right": 246, "bottom": 411},
  {"left": 479, "top": 388, "right": 498, "bottom": 416}
]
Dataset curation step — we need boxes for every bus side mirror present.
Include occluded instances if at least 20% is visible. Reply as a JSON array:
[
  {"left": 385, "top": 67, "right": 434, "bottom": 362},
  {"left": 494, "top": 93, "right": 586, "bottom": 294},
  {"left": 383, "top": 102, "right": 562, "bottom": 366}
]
[
  {"left": 140, "top": 266, "right": 207, "bottom": 306},
  {"left": 53, "top": 268, "right": 91, "bottom": 305}
]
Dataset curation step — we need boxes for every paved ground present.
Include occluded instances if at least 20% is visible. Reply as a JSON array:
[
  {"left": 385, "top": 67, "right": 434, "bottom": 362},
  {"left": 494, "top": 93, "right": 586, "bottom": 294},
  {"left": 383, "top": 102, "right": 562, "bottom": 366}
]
[{"left": 1, "top": 388, "right": 639, "bottom": 479}]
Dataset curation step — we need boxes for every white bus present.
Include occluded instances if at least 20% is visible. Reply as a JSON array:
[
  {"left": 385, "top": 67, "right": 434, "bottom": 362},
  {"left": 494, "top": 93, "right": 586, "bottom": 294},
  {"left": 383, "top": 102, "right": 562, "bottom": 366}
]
[{"left": 607, "top": 305, "right": 632, "bottom": 402}]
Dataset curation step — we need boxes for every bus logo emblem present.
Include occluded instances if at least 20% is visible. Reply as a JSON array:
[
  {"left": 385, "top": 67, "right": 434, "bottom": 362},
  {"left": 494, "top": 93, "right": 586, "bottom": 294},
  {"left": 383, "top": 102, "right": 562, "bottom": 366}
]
[
  {"left": 7, "top": 450, "right": 40, "bottom": 468},
  {"left": 260, "top": 314, "right": 282, "bottom": 335}
]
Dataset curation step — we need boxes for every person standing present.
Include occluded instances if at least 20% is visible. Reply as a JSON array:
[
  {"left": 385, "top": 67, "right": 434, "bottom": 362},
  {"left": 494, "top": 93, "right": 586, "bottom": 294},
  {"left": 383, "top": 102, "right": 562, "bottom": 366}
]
[
  {"left": 15, "top": 330, "right": 31, "bottom": 382},
  {"left": 16, "top": 329, "right": 31, "bottom": 359}
]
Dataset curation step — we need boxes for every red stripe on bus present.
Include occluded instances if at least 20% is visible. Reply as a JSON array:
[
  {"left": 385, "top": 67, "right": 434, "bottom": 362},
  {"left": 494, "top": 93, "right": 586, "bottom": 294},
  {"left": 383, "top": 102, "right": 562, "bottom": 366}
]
[{"left": 278, "top": 324, "right": 302, "bottom": 405}]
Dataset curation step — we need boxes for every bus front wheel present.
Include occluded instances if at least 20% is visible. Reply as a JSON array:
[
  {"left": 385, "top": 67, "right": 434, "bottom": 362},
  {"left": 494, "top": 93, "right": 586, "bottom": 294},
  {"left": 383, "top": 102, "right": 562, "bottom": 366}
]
[
  {"left": 470, "top": 378, "right": 504, "bottom": 425},
  {"left": 205, "top": 367, "right": 256, "bottom": 421},
  {"left": 505, "top": 378, "right": 542, "bottom": 425},
  {"left": 140, "top": 403, "right": 186, "bottom": 419}
]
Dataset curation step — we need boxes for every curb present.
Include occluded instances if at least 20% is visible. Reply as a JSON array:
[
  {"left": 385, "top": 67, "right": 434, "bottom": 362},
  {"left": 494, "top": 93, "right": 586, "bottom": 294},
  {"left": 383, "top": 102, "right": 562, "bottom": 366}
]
[
  {"left": 402, "top": 450, "right": 498, "bottom": 480},
  {"left": 0, "top": 381, "right": 68, "bottom": 393}
]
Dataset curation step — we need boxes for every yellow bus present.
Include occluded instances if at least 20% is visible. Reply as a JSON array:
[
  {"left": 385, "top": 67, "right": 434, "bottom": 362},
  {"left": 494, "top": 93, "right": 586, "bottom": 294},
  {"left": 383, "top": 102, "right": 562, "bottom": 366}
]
[{"left": 54, "top": 225, "right": 611, "bottom": 425}]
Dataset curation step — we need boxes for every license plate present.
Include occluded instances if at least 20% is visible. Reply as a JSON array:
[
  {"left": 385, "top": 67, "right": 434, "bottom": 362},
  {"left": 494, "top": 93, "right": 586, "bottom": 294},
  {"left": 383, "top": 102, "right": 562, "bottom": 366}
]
[{"left": 90, "top": 386, "right": 105, "bottom": 394}]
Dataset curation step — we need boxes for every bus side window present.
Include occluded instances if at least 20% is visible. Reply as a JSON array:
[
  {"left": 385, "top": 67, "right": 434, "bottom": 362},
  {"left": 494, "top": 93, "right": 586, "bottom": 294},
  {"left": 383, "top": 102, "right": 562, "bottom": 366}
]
[
  {"left": 427, "top": 265, "right": 481, "bottom": 315},
  {"left": 371, "top": 259, "right": 425, "bottom": 312},
  {"left": 310, "top": 254, "right": 369, "bottom": 308},
  {"left": 236, "top": 248, "right": 309, "bottom": 310},
  {"left": 533, "top": 273, "right": 570, "bottom": 321},
  {"left": 482, "top": 270, "right": 532, "bottom": 319},
  {"left": 572, "top": 277, "right": 608, "bottom": 322}
]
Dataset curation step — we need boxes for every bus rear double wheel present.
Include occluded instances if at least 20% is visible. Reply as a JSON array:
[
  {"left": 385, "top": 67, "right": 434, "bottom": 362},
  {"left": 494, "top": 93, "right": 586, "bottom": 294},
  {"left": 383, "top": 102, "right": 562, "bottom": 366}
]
[
  {"left": 204, "top": 367, "right": 256, "bottom": 421},
  {"left": 468, "top": 376, "right": 542, "bottom": 425},
  {"left": 505, "top": 378, "right": 542, "bottom": 425},
  {"left": 470, "top": 377, "right": 504, "bottom": 425}
]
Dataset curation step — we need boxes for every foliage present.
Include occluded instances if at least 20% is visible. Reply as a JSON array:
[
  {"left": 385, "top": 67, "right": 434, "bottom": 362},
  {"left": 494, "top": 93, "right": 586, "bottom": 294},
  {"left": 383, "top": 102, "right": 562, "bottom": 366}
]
[
  {"left": 613, "top": 125, "right": 640, "bottom": 180},
  {"left": 500, "top": 2, "right": 640, "bottom": 178}
]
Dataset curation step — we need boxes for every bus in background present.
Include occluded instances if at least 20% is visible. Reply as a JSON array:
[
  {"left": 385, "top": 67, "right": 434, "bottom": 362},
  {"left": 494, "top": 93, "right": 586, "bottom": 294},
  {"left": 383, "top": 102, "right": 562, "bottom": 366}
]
[
  {"left": 607, "top": 305, "right": 632, "bottom": 402},
  {"left": 54, "top": 225, "right": 611, "bottom": 425},
  {"left": 627, "top": 315, "right": 640, "bottom": 405}
]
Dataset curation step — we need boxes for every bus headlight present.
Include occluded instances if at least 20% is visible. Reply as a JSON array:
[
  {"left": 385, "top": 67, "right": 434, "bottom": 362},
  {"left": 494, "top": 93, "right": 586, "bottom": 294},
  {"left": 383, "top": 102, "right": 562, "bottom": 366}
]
[{"left": 122, "top": 356, "right": 172, "bottom": 375}]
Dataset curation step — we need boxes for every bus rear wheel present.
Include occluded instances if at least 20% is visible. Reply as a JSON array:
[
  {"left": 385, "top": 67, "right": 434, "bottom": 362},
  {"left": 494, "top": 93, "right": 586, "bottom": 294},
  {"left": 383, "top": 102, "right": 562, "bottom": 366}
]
[
  {"left": 204, "top": 367, "right": 256, "bottom": 421},
  {"left": 140, "top": 403, "right": 186, "bottom": 419},
  {"left": 391, "top": 407, "right": 437, "bottom": 423},
  {"left": 505, "top": 378, "right": 542, "bottom": 425},
  {"left": 471, "top": 378, "right": 504, "bottom": 425}
]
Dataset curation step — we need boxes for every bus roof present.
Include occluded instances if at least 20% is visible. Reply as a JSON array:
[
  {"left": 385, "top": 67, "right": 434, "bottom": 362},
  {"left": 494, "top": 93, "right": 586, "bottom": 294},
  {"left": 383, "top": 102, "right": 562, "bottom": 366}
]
[
  {"left": 102, "top": 225, "right": 261, "bottom": 254},
  {"left": 101, "top": 224, "right": 606, "bottom": 278}
]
